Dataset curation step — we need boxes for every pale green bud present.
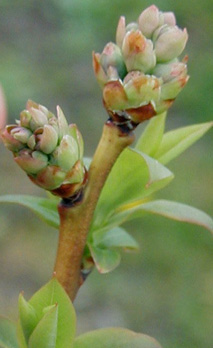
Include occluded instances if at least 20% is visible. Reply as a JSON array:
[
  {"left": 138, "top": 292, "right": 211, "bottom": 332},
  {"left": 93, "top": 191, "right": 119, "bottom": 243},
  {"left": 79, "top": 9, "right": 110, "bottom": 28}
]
[
  {"left": 56, "top": 135, "right": 79, "bottom": 171},
  {"left": 163, "top": 12, "right": 176, "bottom": 26},
  {"left": 65, "top": 160, "right": 85, "bottom": 184},
  {"left": 106, "top": 66, "right": 120, "bottom": 81},
  {"left": 30, "top": 165, "right": 66, "bottom": 191},
  {"left": 27, "top": 134, "right": 36, "bottom": 150},
  {"left": 153, "top": 59, "right": 176, "bottom": 80},
  {"left": 15, "top": 150, "right": 48, "bottom": 174},
  {"left": 1, "top": 125, "right": 25, "bottom": 152},
  {"left": 122, "top": 30, "right": 156, "bottom": 73},
  {"left": 93, "top": 5, "right": 189, "bottom": 124},
  {"left": 92, "top": 52, "right": 108, "bottom": 87},
  {"left": 26, "top": 99, "right": 55, "bottom": 119},
  {"left": 48, "top": 116, "right": 59, "bottom": 133},
  {"left": 103, "top": 80, "right": 129, "bottom": 111},
  {"left": 11, "top": 127, "right": 32, "bottom": 144},
  {"left": 154, "top": 60, "right": 188, "bottom": 99},
  {"left": 125, "top": 22, "right": 138, "bottom": 32},
  {"left": 69, "top": 124, "right": 84, "bottom": 159},
  {"left": 155, "top": 99, "right": 174, "bottom": 114},
  {"left": 153, "top": 60, "right": 187, "bottom": 83},
  {"left": 37, "top": 125, "right": 58, "bottom": 154},
  {"left": 138, "top": 5, "right": 162, "bottom": 38},
  {"left": 124, "top": 72, "right": 161, "bottom": 108},
  {"left": 100, "top": 42, "right": 126, "bottom": 79},
  {"left": 20, "top": 110, "right": 32, "bottom": 129},
  {"left": 29, "top": 108, "right": 48, "bottom": 131},
  {"left": 26, "top": 99, "right": 40, "bottom": 111},
  {"left": 161, "top": 74, "right": 189, "bottom": 100},
  {"left": 56, "top": 106, "right": 69, "bottom": 141},
  {"left": 116, "top": 16, "right": 126, "bottom": 49},
  {"left": 2, "top": 101, "right": 86, "bottom": 197},
  {"left": 154, "top": 25, "right": 188, "bottom": 62}
]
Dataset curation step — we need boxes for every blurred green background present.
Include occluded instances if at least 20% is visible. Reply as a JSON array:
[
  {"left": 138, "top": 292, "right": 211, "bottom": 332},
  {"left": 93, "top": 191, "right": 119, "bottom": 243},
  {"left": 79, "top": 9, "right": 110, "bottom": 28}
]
[{"left": 0, "top": 0, "right": 212, "bottom": 347}]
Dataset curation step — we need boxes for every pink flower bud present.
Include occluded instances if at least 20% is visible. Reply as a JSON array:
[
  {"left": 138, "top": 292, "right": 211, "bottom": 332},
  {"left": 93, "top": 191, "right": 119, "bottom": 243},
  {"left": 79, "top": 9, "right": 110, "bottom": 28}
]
[
  {"left": 138, "top": 5, "right": 161, "bottom": 38},
  {"left": 163, "top": 12, "right": 176, "bottom": 26},
  {"left": 116, "top": 16, "right": 126, "bottom": 48}
]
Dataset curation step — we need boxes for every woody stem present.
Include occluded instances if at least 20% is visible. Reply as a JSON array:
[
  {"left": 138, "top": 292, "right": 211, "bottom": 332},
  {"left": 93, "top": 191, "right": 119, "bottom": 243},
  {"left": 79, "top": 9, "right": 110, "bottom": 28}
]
[{"left": 54, "top": 121, "right": 135, "bottom": 301}]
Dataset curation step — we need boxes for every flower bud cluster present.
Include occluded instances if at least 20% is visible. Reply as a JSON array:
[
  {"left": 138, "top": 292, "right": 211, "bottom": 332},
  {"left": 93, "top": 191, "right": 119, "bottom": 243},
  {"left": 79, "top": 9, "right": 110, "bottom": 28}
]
[
  {"left": 93, "top": 5, "right": 189, "bottom": 124},
  {"left": 1, "top": 100, "right": 86, "bottom": 197}
]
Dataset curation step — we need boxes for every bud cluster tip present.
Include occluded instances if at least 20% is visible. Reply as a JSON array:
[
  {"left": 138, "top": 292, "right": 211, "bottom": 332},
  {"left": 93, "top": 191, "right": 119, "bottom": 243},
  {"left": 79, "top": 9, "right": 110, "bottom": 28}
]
[
  {"left": 1, "top": 101, "right": 86, "bottom": 198},
  {"left": 93, "top": 5, "right": 189, "bottom": 124}
]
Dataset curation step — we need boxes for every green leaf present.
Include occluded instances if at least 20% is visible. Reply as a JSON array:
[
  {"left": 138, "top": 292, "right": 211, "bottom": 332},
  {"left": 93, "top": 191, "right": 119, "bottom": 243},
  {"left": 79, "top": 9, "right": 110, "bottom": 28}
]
[
  {"left": 113, "top": 199, "right": 213, "bottom": 233},
  {"left": 136, "top": 112, "right": 166, "bottom": 156},
  {"left": 0, "top": 317, "right": 19, "bottom": 348},
  {"left": 30, "top": 278, "right": 76, "bottom": 348},
  {"left": 17, "top": 320, "right": 28, "bottom": 348},
  {"left": 88, "top": 227, "right": 139, "bottom": 273},
  {"left": 18, "top": 294, "right": 38, "bottom": 343},
  {"left": 93, "top": 227, "right": 139, "bottom": 251},
  {"left": 17, "top": 278, "right": 76, "bottom": 348},
  {"left": 88, "top": 244, "right": 121, "bottom": 273},
  {"left": 74, "top": 328, "right": 162, "bottom": 348},
  {"left": 28, "top": 305, "right": 58, "bottom": 348},
  {"left": 0, "top": 195, "right": 59, "bottom": 229},
  {"left": 154, "top": 122, "right": 213, "bottom": 164},
  {"left": 92, "top": 148, "right": 173, "bottom": 229}
]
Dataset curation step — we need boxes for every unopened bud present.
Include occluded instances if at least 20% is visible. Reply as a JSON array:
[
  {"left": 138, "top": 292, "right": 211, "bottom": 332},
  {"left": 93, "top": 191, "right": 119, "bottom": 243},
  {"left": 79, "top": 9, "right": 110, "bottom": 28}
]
[
  {"left": 116, "top": 16, "right": 126, "bottom": 49},
  {"left": 11, "top": 127, "right": 32, "bottom": 143},
  {"left": 124, "top": 72, "right": 161, "bottom": 109},
  {"left": 20, "top": 111, "right": 32, "bottom": 129},
  {"left": 30, "top": 108, "right": 48, "bottom": 131},
  {"left": 163, "top": 12, "right": 176, "bottom": 26},
  {"left": 15, "top": 150, "right": 48, "bottom": 174},
  {"left": 1, "top": 101, "right": 86, "bottom": 198},
  {"left": 103, "top": 80, "right": 128, "bottom": 111},
  {"left": 1, "top": 125, "right": 25, "bottom": 152},
  {"left": 138, "top": 5, "right": 162, "bottom": 38},
  {"left": 154, "top": 25, "right": 188, "bottom": 62},
  {"left": 56, "top": 135, "right": 79, "bottom": 171},
  {"left": 100, "top": 42, "right": 126, "bottom": 79},
  {"left": 38, "top": 125, "right": 58, "bottom": 154},
  {"left": 122, "top": 30, "right": 156, "bottom": 73},
  {"left": 93, "top": 5, "right": 189, "bottom": 124}
]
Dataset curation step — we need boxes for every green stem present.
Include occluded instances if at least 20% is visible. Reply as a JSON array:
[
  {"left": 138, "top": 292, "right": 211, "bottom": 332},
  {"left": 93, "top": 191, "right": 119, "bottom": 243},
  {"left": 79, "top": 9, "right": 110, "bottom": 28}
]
[{"left": 54, "top": 122, "right": 134, "bottom": 301}]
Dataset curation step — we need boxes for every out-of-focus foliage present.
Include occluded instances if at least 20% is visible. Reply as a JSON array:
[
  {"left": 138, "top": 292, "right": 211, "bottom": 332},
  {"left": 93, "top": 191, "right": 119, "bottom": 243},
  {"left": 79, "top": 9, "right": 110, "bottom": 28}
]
[{"left": 0, "top": 1, "right": 212, "bottom": 348}]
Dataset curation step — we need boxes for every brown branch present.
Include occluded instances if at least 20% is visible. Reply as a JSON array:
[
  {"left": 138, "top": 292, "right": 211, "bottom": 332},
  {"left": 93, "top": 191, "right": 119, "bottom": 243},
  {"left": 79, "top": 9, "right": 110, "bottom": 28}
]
[{"left": 53, "top": 122, "right": 134, "bottom": 301}]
